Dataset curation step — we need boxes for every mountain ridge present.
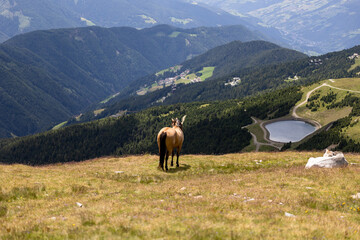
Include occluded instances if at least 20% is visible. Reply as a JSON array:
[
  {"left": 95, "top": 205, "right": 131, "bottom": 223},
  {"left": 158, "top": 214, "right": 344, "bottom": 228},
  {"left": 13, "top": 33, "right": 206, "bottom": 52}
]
[{"left": 0, "top": 0, "right": 284, "bottom": 45}]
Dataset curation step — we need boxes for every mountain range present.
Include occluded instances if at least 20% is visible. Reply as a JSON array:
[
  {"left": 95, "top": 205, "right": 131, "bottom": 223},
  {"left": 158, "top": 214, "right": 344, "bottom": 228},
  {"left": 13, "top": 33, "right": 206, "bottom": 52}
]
[
  {"left": 192, "top": 0, "right": 360, "bottom": 54},
  {"left": 0, "top": 0, "right": 283, "bottom": 44},
  {"left": 0, "top": 24, "right": 267, "bottom": 138},
  {"left": 2, "top": 0, "right": 359, "bottom": 54}
]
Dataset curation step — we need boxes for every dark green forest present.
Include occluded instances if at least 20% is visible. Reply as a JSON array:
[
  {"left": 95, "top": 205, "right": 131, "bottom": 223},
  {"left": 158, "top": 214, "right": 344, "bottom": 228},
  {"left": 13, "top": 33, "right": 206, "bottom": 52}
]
[{"left": 0, "top": 87, "right": 301, "bottom": 165}]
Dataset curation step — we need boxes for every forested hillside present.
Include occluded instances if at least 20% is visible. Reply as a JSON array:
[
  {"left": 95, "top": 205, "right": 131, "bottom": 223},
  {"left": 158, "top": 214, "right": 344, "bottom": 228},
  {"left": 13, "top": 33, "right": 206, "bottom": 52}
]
[
  {"left": 75, "top": 44, "right": 359, "bottom": 124},
  {"left": 0, "top": 87, "right": 301, "bottom": 165},
  {"left": 116, "top": 40, "right": 306, "bottom": 98},
  {"left": 0, "top": 24, "right": 264, "bottom": 138},
  {"left": 162, "top": 45, "right": 360, "bottom": 104}
]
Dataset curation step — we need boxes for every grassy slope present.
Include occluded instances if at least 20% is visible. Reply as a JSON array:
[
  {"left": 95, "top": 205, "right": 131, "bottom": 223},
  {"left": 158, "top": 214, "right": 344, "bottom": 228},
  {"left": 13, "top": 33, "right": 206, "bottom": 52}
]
[
  {"left": 1, "top": 152, "right": 360, "bottom": 239},
  {"left": 349, "top": 58, "right": 360, "bottom": 72},
  {"left": 198, "top": 67, "right": 215, "bottom": 81},
  {"left": 296, "top": 83, "right": 354, "bottom": 126},
  {"left": 295, "top": 78, "right": 360, "bottom": 141}
]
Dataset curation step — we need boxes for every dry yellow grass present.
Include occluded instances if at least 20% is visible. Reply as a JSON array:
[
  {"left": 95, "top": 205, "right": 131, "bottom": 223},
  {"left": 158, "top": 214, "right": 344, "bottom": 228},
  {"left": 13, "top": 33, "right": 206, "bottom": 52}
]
[{"left": 1, "top": 152, "right": 360, "bottom": 239}]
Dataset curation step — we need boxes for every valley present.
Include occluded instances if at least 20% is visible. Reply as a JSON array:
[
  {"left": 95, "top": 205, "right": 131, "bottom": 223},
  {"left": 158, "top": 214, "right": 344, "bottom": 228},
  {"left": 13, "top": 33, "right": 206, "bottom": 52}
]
[{"left": 193, "top": 0, "right": 360, "bottom": 55}]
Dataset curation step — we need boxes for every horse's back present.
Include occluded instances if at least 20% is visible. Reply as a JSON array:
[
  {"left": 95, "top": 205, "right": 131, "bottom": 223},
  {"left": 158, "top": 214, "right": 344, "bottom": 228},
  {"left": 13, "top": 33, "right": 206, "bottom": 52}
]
[
  {"left": 157, "top": 127, "right": 183, "bottom": 149},
  {"left": 157, "top": 127, "right": 172, "bottom": 140},
  {"left": 157, "top": 127, "right": 172, "bottom": 146}
]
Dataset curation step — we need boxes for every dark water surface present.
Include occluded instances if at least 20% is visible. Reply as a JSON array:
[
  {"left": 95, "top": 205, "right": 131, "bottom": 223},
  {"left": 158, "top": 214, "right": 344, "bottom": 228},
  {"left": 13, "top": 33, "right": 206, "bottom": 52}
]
[{"left": 265, "top": 120, "right": 316, "bottom": 143}]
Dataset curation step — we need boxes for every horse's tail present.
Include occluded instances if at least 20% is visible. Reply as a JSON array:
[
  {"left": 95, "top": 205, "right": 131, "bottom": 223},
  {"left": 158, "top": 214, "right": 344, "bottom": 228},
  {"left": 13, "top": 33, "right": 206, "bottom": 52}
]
[{"left": 159, "top": 132, "right": 167, "bottom": 169}]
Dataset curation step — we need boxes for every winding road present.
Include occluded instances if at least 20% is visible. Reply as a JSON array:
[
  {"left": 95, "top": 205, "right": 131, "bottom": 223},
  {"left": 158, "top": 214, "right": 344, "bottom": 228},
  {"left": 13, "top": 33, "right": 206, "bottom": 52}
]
[
  {"left": 247, "top": 117, "right": 282, "bottom": 152},
  {"left": 292, "top": 83, "right": 326, "bottom": 119},
  {"left": 292, "top": 82, "right": 360, "bottom": 129}
]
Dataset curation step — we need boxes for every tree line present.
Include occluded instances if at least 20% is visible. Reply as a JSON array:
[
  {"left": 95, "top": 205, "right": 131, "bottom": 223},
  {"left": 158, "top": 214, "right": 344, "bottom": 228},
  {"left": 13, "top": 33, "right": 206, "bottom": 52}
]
[{"left": 0, "top": 87, "right": 301, "bottom": 165}]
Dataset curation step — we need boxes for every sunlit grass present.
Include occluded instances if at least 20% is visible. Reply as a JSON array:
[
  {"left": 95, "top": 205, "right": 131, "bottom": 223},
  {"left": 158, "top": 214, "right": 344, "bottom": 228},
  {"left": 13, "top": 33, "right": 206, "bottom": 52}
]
[
  {"left": 1, "top": 152, "right": 360, "bottom": 239},
  {"left": 329, "top": 78, "right": 360, "bottom": 91},
  {"left": 198, "top": 67, "right": 215, "bottom": 81},
  {"left": 348, "top": 59, "right": 360, "bottom": 72},
  {"left": 169, "top": 31, "right": 181, "bottom": 38},
  {"left": 52, "top": 121, "right": 68, "bottom": 130},
  {"left": 296, "top": 82, "right": 359, "bottom": 125}
]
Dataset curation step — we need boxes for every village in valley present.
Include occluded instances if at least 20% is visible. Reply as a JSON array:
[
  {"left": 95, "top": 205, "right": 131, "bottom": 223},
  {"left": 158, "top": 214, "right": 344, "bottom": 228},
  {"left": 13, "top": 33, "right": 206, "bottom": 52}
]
[{"left": 136, "top": 65, "right": 215, "bottom": 95}]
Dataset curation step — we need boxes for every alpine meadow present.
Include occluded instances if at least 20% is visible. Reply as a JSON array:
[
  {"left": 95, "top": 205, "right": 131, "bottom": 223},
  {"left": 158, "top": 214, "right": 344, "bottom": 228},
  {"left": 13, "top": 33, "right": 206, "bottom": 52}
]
[{"left": 1, "top": 0, "right": 360, "bottom": 239}]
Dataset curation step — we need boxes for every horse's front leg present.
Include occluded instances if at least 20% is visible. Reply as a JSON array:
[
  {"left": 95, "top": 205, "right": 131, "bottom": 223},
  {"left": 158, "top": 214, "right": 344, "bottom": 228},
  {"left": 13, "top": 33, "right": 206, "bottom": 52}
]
[
  {"left": 171, "top": 150, "right": 175, "bottom": 167},
  {"left": 165, "top": 151, "right": 170, "bottom": 171}
]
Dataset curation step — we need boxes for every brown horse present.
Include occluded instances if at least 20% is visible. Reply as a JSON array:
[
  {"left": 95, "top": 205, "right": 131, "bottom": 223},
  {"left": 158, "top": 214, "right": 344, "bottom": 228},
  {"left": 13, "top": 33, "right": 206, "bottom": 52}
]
[{"left": 157, "top": 116, "right": 186, "bottom": 171}]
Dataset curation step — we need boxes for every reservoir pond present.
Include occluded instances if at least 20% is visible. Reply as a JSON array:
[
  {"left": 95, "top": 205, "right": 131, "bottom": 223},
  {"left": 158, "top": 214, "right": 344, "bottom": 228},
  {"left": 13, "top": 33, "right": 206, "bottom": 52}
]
[{"left": 265, "top": 120, "right": 316, "bottom": 143}]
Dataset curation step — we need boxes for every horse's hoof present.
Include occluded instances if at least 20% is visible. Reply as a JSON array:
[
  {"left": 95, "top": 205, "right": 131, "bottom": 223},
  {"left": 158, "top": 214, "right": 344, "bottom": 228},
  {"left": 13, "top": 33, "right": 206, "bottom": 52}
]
[{"left": 176, "top": 164, "right": 180, "bottom": 168}]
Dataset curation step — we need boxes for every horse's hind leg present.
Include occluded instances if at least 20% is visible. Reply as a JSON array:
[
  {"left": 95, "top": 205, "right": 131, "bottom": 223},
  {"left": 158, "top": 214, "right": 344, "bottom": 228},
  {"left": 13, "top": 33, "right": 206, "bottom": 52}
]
[
  {"left": 171, "top": 151, "right": 175, "bottom": 167},
  {"left": 158, "top": 157, "right": 163, "bottom": 171},
  {"left": 176, "top": 147, "right": 181, "bottom": 167},
  {"left": 165, "top": 151, "right": 170, "bottom": 171}
]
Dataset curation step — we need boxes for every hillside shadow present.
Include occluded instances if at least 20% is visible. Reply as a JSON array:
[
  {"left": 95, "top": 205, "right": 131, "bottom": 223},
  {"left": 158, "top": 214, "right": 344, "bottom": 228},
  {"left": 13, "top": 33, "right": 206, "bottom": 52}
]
[{"left": 167, "top": 164, "right": 191, "bottom": 173}]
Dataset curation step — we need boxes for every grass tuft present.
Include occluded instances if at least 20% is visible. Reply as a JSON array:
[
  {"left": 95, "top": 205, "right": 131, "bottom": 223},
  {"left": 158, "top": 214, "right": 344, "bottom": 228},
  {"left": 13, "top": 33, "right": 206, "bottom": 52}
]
[
  {"left": 0, "top": 205, "right": 7, "bottom": 217},
  {"left": 0, "top": 185, "right": 46, "bottom": 202},
  {"left": 71, "top": 184, "right": 89, "bottom": 194}
]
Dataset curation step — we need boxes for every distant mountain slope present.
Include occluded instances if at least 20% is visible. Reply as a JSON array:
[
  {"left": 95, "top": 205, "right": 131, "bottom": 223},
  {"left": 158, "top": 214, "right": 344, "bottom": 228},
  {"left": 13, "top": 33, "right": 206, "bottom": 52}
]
[
  {"left": 0, "top": 0, "right": 282, "bottom": 43},
  {"left": 0, "top": 24, "right": 264, "bottom": 138},
  {"left": 192, "top": 0, "right": 360, "bottom": 55},
  {"left": 161, "top": 45, "right": 359, "bottom": 105},
  {"left": 181, "top": 41, "right": 307, "bottom": 79},
  {"left": 70, "top": 40, "right": 306, "bottom": 123},
  {"left": 76, "top": 43, "right": 359, "bottom": 124},
  {"left": 117, "top": 40, "right": 306, "bottom": 98},
  {"left": 0, "top": 0, "right": 83, "bottom": 42}
]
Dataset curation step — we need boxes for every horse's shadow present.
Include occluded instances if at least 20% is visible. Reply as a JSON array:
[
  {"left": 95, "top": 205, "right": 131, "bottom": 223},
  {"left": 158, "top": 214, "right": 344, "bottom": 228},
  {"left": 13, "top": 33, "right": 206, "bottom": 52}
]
[{"left": 167, "top": 164, "right": 191, "bottom": 173}]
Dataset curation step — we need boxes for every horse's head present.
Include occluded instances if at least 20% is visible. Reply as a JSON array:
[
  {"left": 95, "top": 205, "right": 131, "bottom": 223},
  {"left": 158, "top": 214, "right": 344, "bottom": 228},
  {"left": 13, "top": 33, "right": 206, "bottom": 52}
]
[
  {"left": 171, "top": 118, "right": 182, "bottom": 129},
  {"left": 171, "top": 115, "right": 186, "bottom": 130}
]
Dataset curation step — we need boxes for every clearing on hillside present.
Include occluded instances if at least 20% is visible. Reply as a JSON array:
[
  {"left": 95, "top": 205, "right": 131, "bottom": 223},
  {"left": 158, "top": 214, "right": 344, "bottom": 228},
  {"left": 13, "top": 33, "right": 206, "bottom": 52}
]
[{"left": 295, "top": 78, "right": 360, "bottom": 126}]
